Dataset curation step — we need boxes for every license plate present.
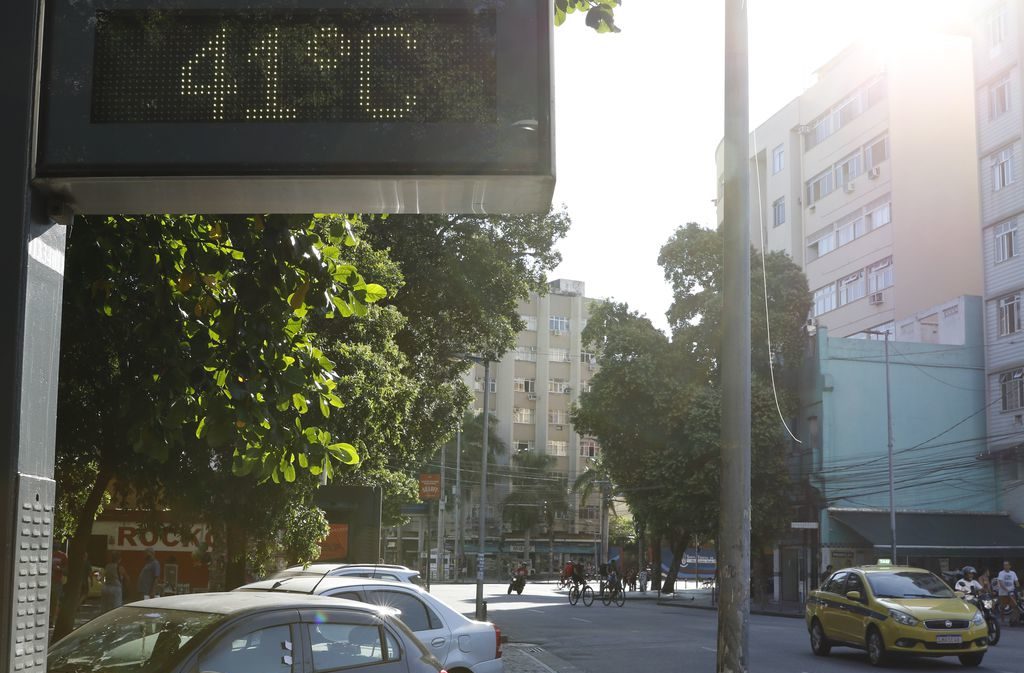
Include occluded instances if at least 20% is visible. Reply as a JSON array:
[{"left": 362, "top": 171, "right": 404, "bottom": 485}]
[{"left": 935, "top": 635, "right": 962, "bottom": 644}]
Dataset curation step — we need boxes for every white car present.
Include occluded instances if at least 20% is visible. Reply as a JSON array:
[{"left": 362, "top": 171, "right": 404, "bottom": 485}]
[
  {"left": 271, "top": 562, "right": 422, "bottom": 584},
  {"left": 238, "top": 576, "right": 503, "bottom": 673}
]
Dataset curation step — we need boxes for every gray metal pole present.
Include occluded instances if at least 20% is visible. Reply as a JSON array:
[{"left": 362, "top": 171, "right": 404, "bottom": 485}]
[
  {"left": 884, "top": 333, "right": 896, "bottom": 563},
  {"left": 719, "top": 0, "right": 751, "bottom": 671},
  {"left": 455, "top": 427, "right": 462, "bottom": 578},
  {"left": 476, "top": 359, "right": 490, "bottom": 620},
  {"left": 437, "top": 439, "right": 445, "bottom": 582}
]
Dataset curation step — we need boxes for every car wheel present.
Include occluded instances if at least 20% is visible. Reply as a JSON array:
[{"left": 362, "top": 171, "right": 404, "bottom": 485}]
[
  {"left": 809, "top": 620, "right": 831, "bottom": 656},
  {"left": 958, "top": 652, "right": 984, "bottom": 667},
  {"left": 988, "top": 619, "right": 1000, "bottom": 646},
  {"left": 866, "top": 628, "right": 888, "bottom": 667}
]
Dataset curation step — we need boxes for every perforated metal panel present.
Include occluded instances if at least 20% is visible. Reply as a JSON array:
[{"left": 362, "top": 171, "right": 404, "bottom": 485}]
[{"left": 8, "top": 474, "right": 54, "bottom": 673}]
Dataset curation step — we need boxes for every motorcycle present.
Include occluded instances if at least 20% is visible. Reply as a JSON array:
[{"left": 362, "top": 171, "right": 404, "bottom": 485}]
[
  {"left": 997, "top": 588, "right": 1022, "bottom": 627},
  {"left": 965, "top": 593, "right": 1000, "bottom": 645},
  {"left": 507, "top": 573, "right": 526, "bottom": 595}
]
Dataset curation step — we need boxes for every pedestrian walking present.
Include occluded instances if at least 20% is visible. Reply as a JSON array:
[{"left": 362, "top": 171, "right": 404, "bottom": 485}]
[
  {"left": 996, "top": 560, "right": 1020, "bottom": 625},
  {"left": 101, "top": 551, "right": 127, "bottom": 613},
  {"left": 138, "top": 548, "right": 161, "bottom": 600},
  {"left": 638, "top": 565, "right": 649, "bottom": 592}
]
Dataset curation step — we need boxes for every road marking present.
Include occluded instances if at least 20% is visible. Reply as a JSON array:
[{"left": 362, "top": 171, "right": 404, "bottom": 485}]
[
  {"left": 570, "top": 617, "right": 592, "bottom": 623},
  {"left": 700, "top": 646, "right": 716, "bottom": 653},
  {"left": 516, "top": 647, "right": 559, "bottom": 673},
  {"left": 529, "top": 609, "right": 544, "bottom": 614}
]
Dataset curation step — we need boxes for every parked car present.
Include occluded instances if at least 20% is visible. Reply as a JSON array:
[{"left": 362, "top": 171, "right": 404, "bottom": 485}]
[
  {"left": 806, "top": 565, "right": 988, "bottom": 667},
  {"left": 271, "top": 562, "right": 422, "bottom": 584},
  {"left": 238, "top": 576, "right": 503, "bottom": 673},
  {"left": 47, "top": 591, "right": 446, "bottom": 673}
]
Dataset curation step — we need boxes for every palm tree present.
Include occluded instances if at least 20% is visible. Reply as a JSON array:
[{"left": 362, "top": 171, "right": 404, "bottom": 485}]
[
  {"left": 450, "top": 410, "right": 505, "bottom": 570},
  {"left": 572, "top": 455, "right": 617, "bottom": 563},
  {"left": 502, "top": 449, "right": 568, "bottom": 570}
]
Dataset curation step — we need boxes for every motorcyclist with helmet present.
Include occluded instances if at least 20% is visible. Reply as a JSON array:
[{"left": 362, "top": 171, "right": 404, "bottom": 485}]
[{"left": 955, "top": 566, "right": 983, "bottom": 597}]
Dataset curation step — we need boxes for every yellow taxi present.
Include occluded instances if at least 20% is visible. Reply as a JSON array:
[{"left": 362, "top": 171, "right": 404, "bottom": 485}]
[{"left": 805, "top": 565, "right": 988, "bottom": 667}]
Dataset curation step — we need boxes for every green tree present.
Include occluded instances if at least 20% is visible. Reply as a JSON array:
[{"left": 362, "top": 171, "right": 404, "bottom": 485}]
[
  {"left": 53, "top": 213, "right": 380, "bottom": 637},
  {"left": 502, "top": 449, "right": 568, "bottom": 572},
  {"left": 555, "top": 1, "right": 621, "bottom": 33}
]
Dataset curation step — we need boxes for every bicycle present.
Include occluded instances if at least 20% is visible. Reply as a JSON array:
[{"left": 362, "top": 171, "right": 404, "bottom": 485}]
[
  {"left": 568, "top": 579, "right": 594, "bottom": 606},
  {"left": 601, "top": 581, "right": 625, "bottom": 607}
]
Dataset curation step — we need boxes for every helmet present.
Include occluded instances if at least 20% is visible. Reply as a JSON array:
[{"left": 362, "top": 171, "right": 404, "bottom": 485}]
[{"left": 962, "top": 565, "right": 976, "bottom": 577}]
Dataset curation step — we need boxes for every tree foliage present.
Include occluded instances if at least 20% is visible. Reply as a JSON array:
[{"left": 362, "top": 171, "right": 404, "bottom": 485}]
[
  {"left": 555, "top": 0, "right": 621, "bottom": 33},
  {"left": 575, "top": 225, "right": 810, "bottom": 591}
]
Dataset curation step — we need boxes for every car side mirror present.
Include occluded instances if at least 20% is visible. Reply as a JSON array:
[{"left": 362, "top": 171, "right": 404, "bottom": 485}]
[
  {"left": 845, "top": 591, "right": 862, "bottom": 602},
  {"left": 954, "top": 591, "right": 965, "bottom": 599}
]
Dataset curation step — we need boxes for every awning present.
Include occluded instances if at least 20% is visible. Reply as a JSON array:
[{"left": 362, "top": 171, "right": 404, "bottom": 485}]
[{"left": 830, "top": 509, "right": 1024, "bottom": 557}]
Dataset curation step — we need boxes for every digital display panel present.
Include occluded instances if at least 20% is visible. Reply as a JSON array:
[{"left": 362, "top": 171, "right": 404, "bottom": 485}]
[{"left": 91, "top": 9, "right": 497, "bottom": 123}]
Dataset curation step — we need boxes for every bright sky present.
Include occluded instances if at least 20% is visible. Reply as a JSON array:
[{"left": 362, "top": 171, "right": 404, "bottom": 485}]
[{"left": 550, "top": 0, "right": 984, "bottom": 332}]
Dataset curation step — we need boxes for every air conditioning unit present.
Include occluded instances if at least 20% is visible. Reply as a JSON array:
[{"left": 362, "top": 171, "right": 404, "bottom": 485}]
[
  {"left": 808, "top": 203, "right": 816, "bottom": 212},
  {"left": 869, "top": 291, "right": 885, "bottom": 305},
  {"left": 844, "top": 181, "right": 856, "bottom": 193},
  {"left": 868, "top": 166, "right": 880, "bottom": 179},
  {"left": 555, "top": 425, "right": 564, "bottom": 431},
  {"left": 527, "top": 393, "right": 537, "bottom": 400},
  {"left": 797, "top": 124, "right": 812, "bottom": 135},
  {"left": 552, "top": 330, "right": 563, "bottom": 336}
]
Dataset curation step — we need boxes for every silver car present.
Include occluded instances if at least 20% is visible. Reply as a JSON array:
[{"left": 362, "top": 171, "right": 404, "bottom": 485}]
[
  {"left": 47, "top": 591, "right": 445, "bottom": 673},
  {"left": 238, "top": 576, "right": 503, "bottom": 673},
  {"left": 271, "top": 562, "right": 422, "bottom": 584}
]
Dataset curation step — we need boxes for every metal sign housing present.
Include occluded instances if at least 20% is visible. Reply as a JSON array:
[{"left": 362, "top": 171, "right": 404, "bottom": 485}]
[{"left": 35, "top": 0, "right": 554, "bottom": 214}]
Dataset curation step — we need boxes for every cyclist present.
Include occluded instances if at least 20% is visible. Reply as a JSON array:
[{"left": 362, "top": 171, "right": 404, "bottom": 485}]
[
  {"left": 997, "top": 560, "right": 1020, "bottom": 625},
  {"left": 561, "top": 560, "right": 575, "bottom": 588},
  {"left": 572, "top": 559, "right": 586, "bottom": 587}
]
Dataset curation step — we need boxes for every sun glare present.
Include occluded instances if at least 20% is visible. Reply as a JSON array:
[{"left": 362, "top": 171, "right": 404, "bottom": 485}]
[{"left": 859, "top": 0, "right": 985, "bottom": 62}]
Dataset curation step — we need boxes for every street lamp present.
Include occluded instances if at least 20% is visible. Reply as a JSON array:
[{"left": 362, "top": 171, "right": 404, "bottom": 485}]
[{"left": 453, "top": 353, "right": 492, "bottom": 620}]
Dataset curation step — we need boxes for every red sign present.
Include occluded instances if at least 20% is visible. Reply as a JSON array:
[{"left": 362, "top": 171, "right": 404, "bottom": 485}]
[
  {"left": 318, "top": 524, "right": 350, "bottom": 561},
  {"left": 419, "top": 473, "right": 441, "bottom": 501}
]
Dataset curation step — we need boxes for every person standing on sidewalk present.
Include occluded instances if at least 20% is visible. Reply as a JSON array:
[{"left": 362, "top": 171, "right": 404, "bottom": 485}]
[
  {"left": 138, "top": 548, "right": 161, "bottom": 600},
  {"left": 101, "top": 551, "right": 127, "bottom": 613}
]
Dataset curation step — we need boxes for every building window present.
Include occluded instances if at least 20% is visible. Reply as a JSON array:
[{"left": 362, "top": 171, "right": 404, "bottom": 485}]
[
  {"left": 989, "top": 3, "right": 1007, "bottom": 56},
  {"left": 549, "top": 347, "right": 570, "bottom": 363},
  {"left": 513, "top": 407, "right": 535, "bottom": 424},
  {"left": 474, "top": 377, "right": 496, "bottom": 393},
  {"left": 514, "top": 440, "right": 535, "bottom": 452},
  {"left": 514, "top": 345, "right": 537, "bottom": 362},
  {"left": 865, "top": 135, "right": 889, "bottom": 169},
  {"left": 549, "top": 315, "right": 570, "bottom": 334},
  {"left": 835, "top": 214, "right": 865, "bottom": 247},
  {"left": 993, "top": 146, "right": 1016, "bottom": 190},
  {"left": 996, "top": 220, "right": 1018, "bottom": 263},
  {"left": 771, "top": 145, "right": 784, "bottom": 174},
  {"left": 868, "top": 257, "right": 894, "bottom": 292},
  {"left": 998, "top": 293, "right": 1022, "bottom": 336},
  {"left": 991, "top": 76, "right": 1011, "bottom": 120},
  {"left": 860, "top": 321, "right": 895, "bottom": 340},
  {"left": 514, "top": 378, "right": 536, "bottom": 394},
  {"left": 1000, "top": 368, "right": 1024, "bottom": 411},
  {"left": 548, "top": 409, "right": 568, "bottom": 425},
  {"left": 866, "top": 200, "right": 891, "bottom": 230},
  {"left": 549, "top": 378, "right": 570, "bottom": 394},
  {"left": 580, "top": 505, "right": 599, "bottom": 521},
  {"left": 520, "top": 314, "right": 537, "bottom": 331},
  {"left": 807, "top": 229, "right": 836, "bottom": 261},
  {"left": 772, "top": 197, "right": 785, "bottom": 227},
  {"left": 813, "top": 284, "right": 837, "bottom": 317},
  {"left": 579, "top": 438, "right": 599, "bottom": 458},
  {"left": 807, "top": 169, "right": 834, "bottom": 205},
  {"left": 581, "top": 351, "right": 597, "bottom": 368},
  {"left": 865, "top": 75, "right": 887, "bottom": 107},
  {"left": 835, "top": 152, "right": 862, "bottom": 188},
  {"left": 546, "top": 440, "right": 568, "bottom": 456},
  {"left": 838, "top": 271, "right": 866, "bottom": 306}
]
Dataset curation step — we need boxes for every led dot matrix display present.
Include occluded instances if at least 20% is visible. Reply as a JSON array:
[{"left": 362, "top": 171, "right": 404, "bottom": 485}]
[{"left": 91, "top": 9, "right": 497, "bottom": 123}]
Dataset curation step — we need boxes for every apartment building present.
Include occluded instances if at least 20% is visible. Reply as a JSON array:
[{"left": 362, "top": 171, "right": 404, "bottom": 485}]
[
  {"left": 972, "top": 1, "right": 1024, "bottom": 519},
  {"left": 459, "top": 278, "right": 605, "bottom": 569},
  {"left": 719, "top": 38, "right": 983, "bottom": 339}
]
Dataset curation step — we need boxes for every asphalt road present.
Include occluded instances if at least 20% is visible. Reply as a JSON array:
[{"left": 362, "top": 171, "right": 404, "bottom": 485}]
[{"left": 427, "top": 582, "right": 1024, "bottom": 673}]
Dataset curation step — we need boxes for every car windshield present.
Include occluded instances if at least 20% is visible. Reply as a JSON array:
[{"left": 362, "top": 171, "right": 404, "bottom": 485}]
[
  {"left": 867, "top": 571, "right": 955, "bottom": 599},
  {"left": 48, "top": 606, "right": 225, "bottom": 673}
]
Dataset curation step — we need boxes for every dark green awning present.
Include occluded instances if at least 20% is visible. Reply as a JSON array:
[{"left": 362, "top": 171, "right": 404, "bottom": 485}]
[{"left": 830, "top": 509, "right": 1024, "bottom": 557}]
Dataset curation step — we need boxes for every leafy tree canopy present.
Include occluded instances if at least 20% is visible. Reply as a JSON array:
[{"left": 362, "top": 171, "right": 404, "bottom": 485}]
[{"left": 556, "top": 0, "right": 621, "bottom": 33}]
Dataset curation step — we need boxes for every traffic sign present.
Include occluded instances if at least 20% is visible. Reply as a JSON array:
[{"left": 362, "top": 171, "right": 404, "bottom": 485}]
[
  {"left": 36, "top": 0, "right": 554, "bottom": 214},
  {"left": 419, "top": 473, "right": 441, "bottom": 501}
]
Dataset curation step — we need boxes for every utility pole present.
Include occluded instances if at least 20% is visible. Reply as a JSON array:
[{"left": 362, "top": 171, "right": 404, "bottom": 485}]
[
  {"left": 719, "top": 1, "right": 751, "bottom": 672},
  {"left": 477, "top": 359, "right": 490, "bottom": 620},
  {"left": 865, "top": 329, "right": 896, "bottom": 562},
  {"left": 455, "top": 427, "right": 462, "bottom": 578},
  {"left": 437, "top": 439, "right": 446, "bottom": 582}
]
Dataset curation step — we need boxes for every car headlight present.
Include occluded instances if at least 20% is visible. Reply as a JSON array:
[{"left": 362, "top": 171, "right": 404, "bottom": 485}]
[
  {"left": 972, "top": 610, "right": 985, "bottom": 626},
  {"left": 982, "top": 598, "right": 995, "bottom": 610},
  {"left": 888, "top": 609, "right": 918, "bottom": 626}
]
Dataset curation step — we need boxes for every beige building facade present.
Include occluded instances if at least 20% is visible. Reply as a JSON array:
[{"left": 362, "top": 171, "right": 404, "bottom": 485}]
[{"left": 719, "top": 39, "right": 983, "bottom": 338}]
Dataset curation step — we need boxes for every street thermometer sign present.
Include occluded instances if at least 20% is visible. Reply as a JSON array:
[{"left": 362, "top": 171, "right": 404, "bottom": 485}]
[{"left": 35, "top": 0, "right": 554, "bottom": 214}]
